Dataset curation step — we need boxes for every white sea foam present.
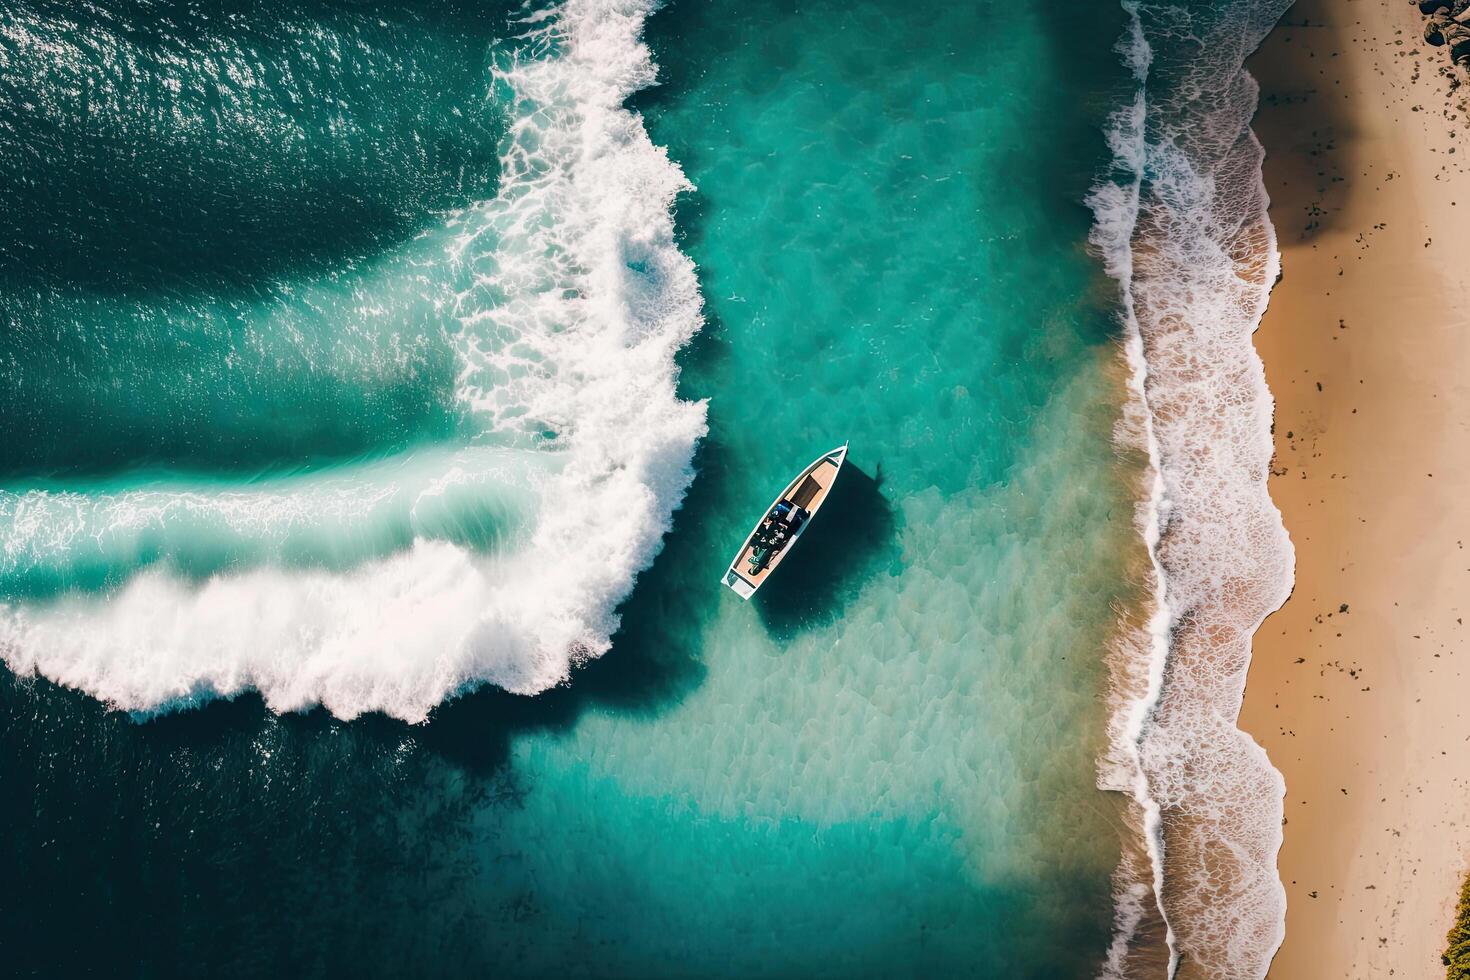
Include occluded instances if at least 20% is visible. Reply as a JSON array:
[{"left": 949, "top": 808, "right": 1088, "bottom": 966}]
[
  {"left": 1091, "top": 1, "right": 1294, "bottom": 976},
  {"left": 0, "top": 0, "right": 706, "bottom": 723}
]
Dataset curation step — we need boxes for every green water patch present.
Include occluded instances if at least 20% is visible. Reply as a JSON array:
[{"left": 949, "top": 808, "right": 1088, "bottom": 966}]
[
  {"left": 503, "top": 364, "right": 1139, "bottom": 976},
  {"left": 637, "top": 0, "right": 1126, "bottom": 502}
]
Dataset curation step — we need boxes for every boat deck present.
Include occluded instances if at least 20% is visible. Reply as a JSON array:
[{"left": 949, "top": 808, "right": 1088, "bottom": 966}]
[{"left": 727, "top": 455, "right": 841, "bottom": 593}]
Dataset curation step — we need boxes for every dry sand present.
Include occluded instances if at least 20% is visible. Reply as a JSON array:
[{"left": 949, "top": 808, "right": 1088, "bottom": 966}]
[{"left": 1241, "top": 0, "right": 1470, "bottom": 975}]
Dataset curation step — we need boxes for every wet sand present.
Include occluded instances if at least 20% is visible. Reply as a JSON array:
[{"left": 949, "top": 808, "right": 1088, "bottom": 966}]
[{"left": 1242, "top": 0, "right": 1470, "bottom": 975}]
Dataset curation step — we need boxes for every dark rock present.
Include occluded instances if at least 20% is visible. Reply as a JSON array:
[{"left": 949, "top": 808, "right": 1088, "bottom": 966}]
[
  {"left": 1416, "top": 0, "right": 1470, "bottom": 77},
  {"left": 1444, "top": 22, "right": 1470, "bottom": 47}
]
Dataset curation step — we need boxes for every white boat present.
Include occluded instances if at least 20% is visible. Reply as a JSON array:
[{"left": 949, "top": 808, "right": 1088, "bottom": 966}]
[{"left": 721, "top": 443, "right": 848, "bottom": 600}]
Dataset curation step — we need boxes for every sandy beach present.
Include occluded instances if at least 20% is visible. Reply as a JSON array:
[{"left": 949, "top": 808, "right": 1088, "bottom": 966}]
[{"left": 1241, "top": 0, "right": 1470, "bottom": 975}]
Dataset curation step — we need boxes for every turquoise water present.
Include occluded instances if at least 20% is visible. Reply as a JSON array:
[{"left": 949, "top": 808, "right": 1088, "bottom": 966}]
[{"left": 0, "top": 0, "right": 1150, "bottom": 974}]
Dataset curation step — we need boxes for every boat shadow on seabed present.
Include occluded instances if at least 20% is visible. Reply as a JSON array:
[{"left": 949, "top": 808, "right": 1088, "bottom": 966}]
[{"left": 753, "top": 461, "right": 897, "bottom": 643}]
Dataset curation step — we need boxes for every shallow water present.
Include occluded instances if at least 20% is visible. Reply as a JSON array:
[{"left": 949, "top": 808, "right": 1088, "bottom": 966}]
[{"left": 0, "top": 0, "right": 1158, "bottom": 974}]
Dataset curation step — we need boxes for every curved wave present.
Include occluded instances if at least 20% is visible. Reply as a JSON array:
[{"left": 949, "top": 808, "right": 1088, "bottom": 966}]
[{"left": 0, "top": 0, "right": 707, "bottom": 723}]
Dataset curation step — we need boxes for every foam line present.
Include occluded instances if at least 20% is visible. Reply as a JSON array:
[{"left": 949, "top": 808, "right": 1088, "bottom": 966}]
[
  {"left": 0, "top": 0, "right": 706, "bottom": 723},
  {"left": 1090, "top": 1, "right": 1294, "bottom": 975}
]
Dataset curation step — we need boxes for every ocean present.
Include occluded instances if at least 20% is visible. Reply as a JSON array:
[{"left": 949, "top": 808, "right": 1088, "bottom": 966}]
[{"left": 0, "top": 0, "right": 1291, "bottom": 975}]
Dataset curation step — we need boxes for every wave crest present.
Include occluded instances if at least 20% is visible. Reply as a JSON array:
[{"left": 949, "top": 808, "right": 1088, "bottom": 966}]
[{"left": 0, "top": 0, "right": 706, "bottom": 724}]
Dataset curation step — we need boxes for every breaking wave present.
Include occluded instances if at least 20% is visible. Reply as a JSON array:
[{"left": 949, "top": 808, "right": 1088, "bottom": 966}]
[
  {"left": 0, "top": 0, "right": 706, "bottom": 723},
  {"left": 1090, "top": 0, "right": 1295, "bottom": 976}
]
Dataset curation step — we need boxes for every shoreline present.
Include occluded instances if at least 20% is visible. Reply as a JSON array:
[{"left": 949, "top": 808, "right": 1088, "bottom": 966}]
[
  {"left": 1242, "top": 0, "right": 1470, "bottom": 974},
  {"left": 1091, "top": 2, "right": 1294, "bottom": 974}
]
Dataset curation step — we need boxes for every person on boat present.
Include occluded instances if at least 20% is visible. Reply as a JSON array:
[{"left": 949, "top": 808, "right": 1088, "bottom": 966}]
[
  {"left": 755, "top": 519, "right": 774, "bottom": 547},
  {"left": 748, "top": 543, "right": 772, "bottom": 572}
]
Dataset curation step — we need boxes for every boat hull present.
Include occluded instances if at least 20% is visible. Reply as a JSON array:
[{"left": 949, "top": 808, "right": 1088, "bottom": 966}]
[{"left": 721, "top": 444, "right": 848, "bottom": 600}]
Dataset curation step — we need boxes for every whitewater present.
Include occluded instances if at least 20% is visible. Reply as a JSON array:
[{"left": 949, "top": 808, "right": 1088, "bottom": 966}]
[
  {"left": 1091, "top": 0, "right": 1295, "bottom": 976},
  {"left": 0, "top": 0, "right": 706, "bottom": 724}
]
